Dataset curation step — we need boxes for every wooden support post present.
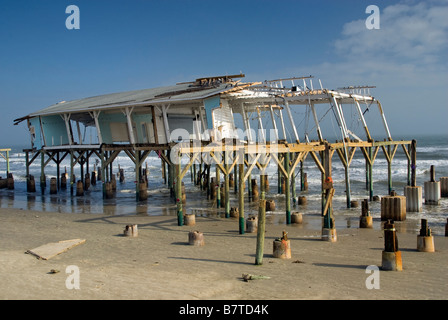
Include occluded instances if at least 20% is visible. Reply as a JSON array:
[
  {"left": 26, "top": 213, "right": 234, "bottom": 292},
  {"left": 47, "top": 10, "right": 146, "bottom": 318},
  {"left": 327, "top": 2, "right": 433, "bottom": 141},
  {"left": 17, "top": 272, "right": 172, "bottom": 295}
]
[
  {"left": 56, "top": 152, "right": 60, "bottom": 191},
  {"left": 224, "top": 151, "right": 230, "bottom": 218},
  {"left": 285, "top": 151, "right": 291, "bottom": 224},
  {"left": 70, "top": 150, "right": 74, "bottom": 196},
  {"left": 369, "top": 146, "right": 373, "bottom": 201},
  {"left": 387, "top": 145, "right": 392, "bottom": 195},
  {"left": 404, "top": 139, "right": 422, "bottom": 212},
  {"left": 277, "top": 154, "right": 282, "bottom": 194},
  {"left": 234, "top": 151, "right": 238, "bottom": 195},
  {"left": 135, "top": 150, "right": 140, "bottom": 202},
  {"left": 247, "top": 154, "right": 252, "bottom": 202},
  {"left": 176, "top": 153, "right": 183, "bottom": 226},
  {"left": 206, "top": 164, "right": 211, "bottom": 199},
  {"left": 238, "top": 161, "right": 245, "bottom": 234},
  {"left": 216, "top": 163, "right": 221, "bottom": 208},
  {"left": 255, "top": 199, "right": 266, "bottom": 265},
  {"left": 162, "top": 151, "right": 167, "bottom": 184},
  {"left": 40, "top": 150, "right": 46, "bottom": 193}
]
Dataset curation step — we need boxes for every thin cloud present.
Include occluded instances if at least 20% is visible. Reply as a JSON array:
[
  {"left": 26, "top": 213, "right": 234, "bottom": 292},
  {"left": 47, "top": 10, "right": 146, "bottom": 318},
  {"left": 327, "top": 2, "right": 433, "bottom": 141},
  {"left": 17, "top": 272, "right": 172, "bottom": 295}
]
[{"left": 334, "top": 1, "right": 448, "bottom": 65}]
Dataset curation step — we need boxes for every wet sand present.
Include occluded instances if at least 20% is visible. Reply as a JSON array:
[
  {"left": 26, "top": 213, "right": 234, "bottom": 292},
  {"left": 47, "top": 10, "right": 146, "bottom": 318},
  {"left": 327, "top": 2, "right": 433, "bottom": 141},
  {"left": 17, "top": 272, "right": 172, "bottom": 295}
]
[{"left": 1, "top": 206, "right": 447, "bottom": 300}]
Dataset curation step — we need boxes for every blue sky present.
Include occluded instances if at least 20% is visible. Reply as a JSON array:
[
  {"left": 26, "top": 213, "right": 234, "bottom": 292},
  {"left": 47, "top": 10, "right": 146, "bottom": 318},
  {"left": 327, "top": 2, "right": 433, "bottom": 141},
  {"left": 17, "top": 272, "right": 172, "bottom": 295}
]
[{"left": 1, "top": 0, "right": 447, "bottom": 147}]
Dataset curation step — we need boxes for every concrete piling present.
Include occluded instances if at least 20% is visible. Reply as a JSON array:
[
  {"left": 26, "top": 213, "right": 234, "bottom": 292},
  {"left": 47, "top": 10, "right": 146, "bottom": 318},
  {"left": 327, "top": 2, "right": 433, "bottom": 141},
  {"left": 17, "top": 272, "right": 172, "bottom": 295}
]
[
  {"left": 424, "top": 165, "right": 440, "bottom": 205},
  {"left": 381, "top": 192, "right": 406, "bottom": 221},
  {"left": 417, "top": 219, "right": 435, "bottom": 252}
]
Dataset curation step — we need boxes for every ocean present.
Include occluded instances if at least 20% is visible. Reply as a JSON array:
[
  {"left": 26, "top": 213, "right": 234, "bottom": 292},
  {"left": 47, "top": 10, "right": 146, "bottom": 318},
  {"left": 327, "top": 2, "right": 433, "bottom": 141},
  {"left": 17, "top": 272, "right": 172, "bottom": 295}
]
[{"left": 1, "top": 134, "right": 447, "bottom": 235}]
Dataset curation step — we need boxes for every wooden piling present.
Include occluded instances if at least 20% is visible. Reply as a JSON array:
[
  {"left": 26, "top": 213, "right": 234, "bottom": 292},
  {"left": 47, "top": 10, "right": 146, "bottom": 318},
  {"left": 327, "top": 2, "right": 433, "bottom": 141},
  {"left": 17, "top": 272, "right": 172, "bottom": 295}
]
[
  {"left": 445, "top": 218, "right": 448, "bottom": 237},
  {"left": 381, "top": 219, "right": 402, "bottom": 271},
  {"left": 285, "top": 151, "right": 291, "bottom": 224},
  {"left": 27, "top": 175, "right": 36, "bottom": 193},
  {"left": 60, "top": 173, "right": 67, "bottom": 189},
  {"left": 255, "top": 199, "right": 266, "bottom": 265},
  {"left": 84, "top": 173, "right": 90, "bottom": 191},
  {"left": 176, "top": 156, "right": 183, "bottom": 226},
  {"left": 265, "top": 200, "right": 275, "bottom": 212},
  {"left": 359, "top": 199, "right": 373, "bottom": 228},
  {"left": 138, "top": 180, "right": 148, "bottom": 201},
  {"left": 440, "top": 177, "right": 448, "bottom": 197},
  {"left": 251, "top": 178, "right": 259, "bottom": 202},
  {"left": 224, "top": 152, "right": 230, "bottom": 218},
  {"left": 50, "top": 177, "right": 57, "bottom": 194},
  {"left": 105, "top": 182, "right": 114, "bottom": 199},
  {"left": 76, "top": 180, "right": 84, "bottom": 196},
  {"left": 238, "top": 161, "right": 245, "bottom": 234}
]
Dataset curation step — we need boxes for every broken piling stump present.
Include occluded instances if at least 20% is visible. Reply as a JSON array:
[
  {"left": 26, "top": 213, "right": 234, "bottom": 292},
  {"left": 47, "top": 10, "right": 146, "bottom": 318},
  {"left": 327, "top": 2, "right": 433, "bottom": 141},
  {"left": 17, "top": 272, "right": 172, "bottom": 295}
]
[
  {"left": 139, "top": 181, "right": 148, "bottom": 201},
  {"left": 265, "top": 200, "right": 275, "bottom": 212},
  {"left": 291, "top": 212, "right": 303, "bottom": 224},
  {"left": 7, "top": 173, "right": 14, "bottom": 190},
  {"left": 417, "top": 219, "right": 435, "bottom": 252},
  {"left": 350, "top": 200, "right": 359, "bottom": 208},
  {"left": 230, "top": 207, "right": 239, "bottom": 218},
  {"left": 251, "top": 179, "right": 259, "bottom": 201},
  {"left": 105, "top": 182, "right": 114, "bottom": 199},
  {"left": 60, "top": 173, "right": 67, "bottom": 189},
  {"left": 188, "top": 230, "right": 205, "bottom": 246},
  {"left": 84, "top": 173, "right": 90, "bottom": 191},
  {"left": 76, "top": 180, "right": 84, "bottom": 196},
  {"left": 441, "top": 177, "right": 448, "bottom": 197},
  {"left": 246, "top": 215, "right": 258, "bottom": 233},
  {"left": 27, "top": 175, "right": 36, "bottom": 192},
  {"left": 184, "top": 213, "right": 196, "bottom": 226},
  {"left": 298, "top": 196, "right": 307, "bottom": 205},
  {"left": 359, "top": 199, "right": 373, "bottom": 228},
  {"left": 273, "top": 231, "right": 291, "bottom": 259},
  {"left": 381, "top": 220, "right": 402, "bottom": 271},
  {"left": 123, "top": 224, "right": 138, "bottom": 237},
  {"left": 50, "top": 177, "right": 57, "bottom": 194}
]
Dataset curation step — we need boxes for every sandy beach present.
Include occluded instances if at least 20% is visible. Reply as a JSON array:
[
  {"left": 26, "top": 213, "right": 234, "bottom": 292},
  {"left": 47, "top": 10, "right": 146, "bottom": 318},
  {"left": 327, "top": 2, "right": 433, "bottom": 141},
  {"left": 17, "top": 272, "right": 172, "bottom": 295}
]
[{"left": 1, "top": 206, "right": 447, "bottom": 301}]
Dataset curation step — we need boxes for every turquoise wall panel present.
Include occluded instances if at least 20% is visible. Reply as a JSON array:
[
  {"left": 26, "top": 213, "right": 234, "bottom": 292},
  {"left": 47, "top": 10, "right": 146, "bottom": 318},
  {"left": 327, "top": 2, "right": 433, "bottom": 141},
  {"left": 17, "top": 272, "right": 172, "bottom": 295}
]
[
  {"left": 41, "top": 115, "right": 69, "bottom": 146},
  {"left": 204, "top": 96, "right": 220, "bottom": 129},
  {"left": 98, "top": 112, "right": 127, "bottom": 144},
  {"left": 29, "top": 117, "right": 43, "bottom": 149}
]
